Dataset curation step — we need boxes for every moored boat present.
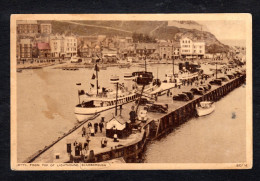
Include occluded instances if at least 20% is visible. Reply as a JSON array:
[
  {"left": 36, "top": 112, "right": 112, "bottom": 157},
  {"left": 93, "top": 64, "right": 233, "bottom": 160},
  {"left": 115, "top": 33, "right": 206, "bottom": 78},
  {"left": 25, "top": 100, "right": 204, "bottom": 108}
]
[
  {"left": 75, "top": 72, "right": 139, "bottom": 122},
  {"left": 196, "top": 101, "right": 215, "bottom": 116}
]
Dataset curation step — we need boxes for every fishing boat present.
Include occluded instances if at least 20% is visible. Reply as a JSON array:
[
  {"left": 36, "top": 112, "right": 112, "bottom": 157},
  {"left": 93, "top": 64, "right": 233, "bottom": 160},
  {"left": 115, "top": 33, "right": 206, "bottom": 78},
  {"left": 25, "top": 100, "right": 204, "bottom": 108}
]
[{"left": 196, "top": 101, "right": 215, "bottom": 116}]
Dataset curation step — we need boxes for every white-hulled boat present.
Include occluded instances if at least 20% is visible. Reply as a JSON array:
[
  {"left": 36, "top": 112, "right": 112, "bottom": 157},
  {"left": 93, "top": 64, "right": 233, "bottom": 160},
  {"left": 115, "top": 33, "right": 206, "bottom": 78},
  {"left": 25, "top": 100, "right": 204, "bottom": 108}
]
[
  {"left": 196, "top": 101, "right": 215, "bottom": 116},
  {"left": 74, "top": 71, "right": 161, "bottom": 122},
  {"left": 74, "top": 59, "right": 173, "bottom": 122},
  {"left": 75, "top": 73, "right": 139, "bottom": 122}
]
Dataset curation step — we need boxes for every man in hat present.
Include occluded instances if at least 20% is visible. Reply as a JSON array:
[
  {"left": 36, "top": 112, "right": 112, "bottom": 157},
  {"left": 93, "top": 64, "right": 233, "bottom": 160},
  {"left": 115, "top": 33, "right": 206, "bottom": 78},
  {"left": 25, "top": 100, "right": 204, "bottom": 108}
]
[
  {"left": 82, "top": 126, "right": 86, "bottom": 137},
  {"left": 99, "top": 121, "right": 104, "bottom": 133},
  {"left": 94, "top": 122, "right": 99, "bottom": 134},
  {"left": 88, "top": 122, "right": 92, "bottom": 128}
]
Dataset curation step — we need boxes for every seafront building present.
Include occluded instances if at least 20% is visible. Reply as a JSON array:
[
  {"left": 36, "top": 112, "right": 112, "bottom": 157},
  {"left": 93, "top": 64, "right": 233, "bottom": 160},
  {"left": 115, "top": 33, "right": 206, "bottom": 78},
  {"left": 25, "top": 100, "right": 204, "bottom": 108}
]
[
  {"left": 50, "top": 35, "right": 65, "bottom": 58},
  {"left": 180, "top": 37, "right": 205, "bottom": 59},
  {"left": 159, "top": 41, "right": 181, "bottom": 59},
  {"left": 17, "top": 20, "right": 52, "bottom": 36},
  {"left": 17, "top": 20, "right": 39, "bottom": 36},
  {"left": 16, "top": 21, "right": 212, "bottom": 63},
  {"left": 18, "top": 38, "right": 33, "bottom": 61},
  {"left": 40, "top": 24, "right": 52, "bottom": 34},
  {"left": 36, "top": 42, "right": 51, "bottom": 58},
  {"left": 135, "top": 43, "right": 158, "bottom": 58},
  {"left": 64, "top": 36, "right": 78, "bottom": 58}
]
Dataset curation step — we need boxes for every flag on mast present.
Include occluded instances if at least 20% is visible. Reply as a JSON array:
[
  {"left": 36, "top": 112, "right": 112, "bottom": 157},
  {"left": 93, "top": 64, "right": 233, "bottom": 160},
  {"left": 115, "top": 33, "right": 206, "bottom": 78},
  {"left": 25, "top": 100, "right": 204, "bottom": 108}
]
[{"left": 91, "top": 73, "right": 96, "bottom": 79}]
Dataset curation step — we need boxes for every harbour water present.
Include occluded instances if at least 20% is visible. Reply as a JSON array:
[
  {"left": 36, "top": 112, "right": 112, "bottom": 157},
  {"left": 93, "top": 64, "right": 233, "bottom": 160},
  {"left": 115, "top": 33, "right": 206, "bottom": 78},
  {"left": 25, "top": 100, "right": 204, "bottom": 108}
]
[
  {"left": 144, "top": 85, "right": 246, "bottom": 163},
  {"left": 17, "top": 64, "right": 246, "bottom": 163}
]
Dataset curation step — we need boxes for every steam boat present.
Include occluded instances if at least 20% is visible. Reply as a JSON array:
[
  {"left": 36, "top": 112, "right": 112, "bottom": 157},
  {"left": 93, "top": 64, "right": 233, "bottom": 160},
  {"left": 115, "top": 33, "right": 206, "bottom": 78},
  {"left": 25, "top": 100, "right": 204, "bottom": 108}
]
[
  {"left": 74, "top": 59, "right": 176, "bottom": 122},
  {"left": 74, "top": 70, "right": 160, "bottom": 122},
  {"left": 75, "top": 73, "right": 139, "bottom": 122}
]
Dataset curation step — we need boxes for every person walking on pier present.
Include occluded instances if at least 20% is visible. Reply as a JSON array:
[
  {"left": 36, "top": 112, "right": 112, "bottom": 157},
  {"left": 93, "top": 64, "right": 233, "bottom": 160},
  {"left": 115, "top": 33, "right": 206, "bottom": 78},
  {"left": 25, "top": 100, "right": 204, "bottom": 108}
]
[
  {"left": 94, "top": 122, "right": 98, "bottom": 134},
  {"left": 82, "top": 126, "right": 86, "bottom": 137},
  {"left": 129, "top": 105, "right": 136, "bottom": 124},
  {"left": 99, "top": 122, "right": 104, "bottom": 133},
  {"left": 88, "top": 122, "right": 92, "bottom": 128},
  {"left": 167, "top": 89, "right": 170, "bottom": 96},
  {"left": 119, "top": 105, "right": 123, "bottom": 115}
]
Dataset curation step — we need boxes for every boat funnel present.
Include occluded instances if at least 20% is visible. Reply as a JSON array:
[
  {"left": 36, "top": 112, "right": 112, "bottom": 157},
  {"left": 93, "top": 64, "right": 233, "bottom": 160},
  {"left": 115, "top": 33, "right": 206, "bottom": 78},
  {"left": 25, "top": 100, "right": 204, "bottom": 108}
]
[
  {"left": 110, "top": 75, "right": 120, "bottom": 91},
  {"left": 124, "top": 72, "right": 134, "bottom": 91}
]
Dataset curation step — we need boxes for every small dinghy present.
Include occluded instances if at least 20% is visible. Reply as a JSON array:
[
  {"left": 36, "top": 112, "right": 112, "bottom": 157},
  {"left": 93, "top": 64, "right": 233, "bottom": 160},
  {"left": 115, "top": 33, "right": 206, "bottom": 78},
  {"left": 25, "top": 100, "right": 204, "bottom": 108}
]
[{"left": 196, "top": 101, "right": 215, "bottom": 116}]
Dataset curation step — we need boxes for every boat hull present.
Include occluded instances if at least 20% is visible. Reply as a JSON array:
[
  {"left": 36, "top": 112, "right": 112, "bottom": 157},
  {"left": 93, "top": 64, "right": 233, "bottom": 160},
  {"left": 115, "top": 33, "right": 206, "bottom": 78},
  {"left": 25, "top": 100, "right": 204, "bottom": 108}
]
[
  {"left": 196, "top": 103, "right": 215, "bottom": 116},
  {"left": 75, "top": 105, "right": 115, "bottom": 122}
]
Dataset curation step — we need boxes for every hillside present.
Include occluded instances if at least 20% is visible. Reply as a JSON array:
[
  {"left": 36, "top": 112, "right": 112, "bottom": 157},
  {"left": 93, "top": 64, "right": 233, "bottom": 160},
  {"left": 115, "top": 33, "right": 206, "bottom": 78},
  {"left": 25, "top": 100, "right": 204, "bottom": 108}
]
[
  {"left": 168, "top": 21, "right": 208, "bottom": 31},
  {"left": 46, "top": 20, "right": 230, "bottom": 53}
]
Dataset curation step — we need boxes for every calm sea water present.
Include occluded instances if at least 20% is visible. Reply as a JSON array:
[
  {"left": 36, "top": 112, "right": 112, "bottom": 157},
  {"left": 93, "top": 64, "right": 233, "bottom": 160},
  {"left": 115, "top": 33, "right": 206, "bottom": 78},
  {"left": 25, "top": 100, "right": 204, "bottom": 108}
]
[
  {"left": 17, "top": 64, "right": 246, "bottom": 163},
  {"left": 144, "top": 85, "right": 246, "bottom": 163}
]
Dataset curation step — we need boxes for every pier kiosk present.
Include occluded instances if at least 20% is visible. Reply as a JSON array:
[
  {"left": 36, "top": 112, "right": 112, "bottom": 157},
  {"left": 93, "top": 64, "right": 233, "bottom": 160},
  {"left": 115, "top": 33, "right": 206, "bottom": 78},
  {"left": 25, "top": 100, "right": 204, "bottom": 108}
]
[{"left": 106, "top": 117, "right": 129, "bottom": 139}]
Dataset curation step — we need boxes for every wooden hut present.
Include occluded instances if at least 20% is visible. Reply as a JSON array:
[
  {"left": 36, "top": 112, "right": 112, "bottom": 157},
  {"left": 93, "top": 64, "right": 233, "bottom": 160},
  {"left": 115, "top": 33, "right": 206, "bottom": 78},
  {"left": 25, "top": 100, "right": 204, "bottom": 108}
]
[{"left": 106, "top": 117, "right": 130, "bottom": 139}]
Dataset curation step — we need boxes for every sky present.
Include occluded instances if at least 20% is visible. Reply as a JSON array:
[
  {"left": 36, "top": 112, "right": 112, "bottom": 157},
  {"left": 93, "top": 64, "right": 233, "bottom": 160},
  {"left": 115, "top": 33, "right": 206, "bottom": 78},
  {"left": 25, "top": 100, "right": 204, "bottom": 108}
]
[{"left": 198, "top": 20, "right": 246, "bottom": 41}]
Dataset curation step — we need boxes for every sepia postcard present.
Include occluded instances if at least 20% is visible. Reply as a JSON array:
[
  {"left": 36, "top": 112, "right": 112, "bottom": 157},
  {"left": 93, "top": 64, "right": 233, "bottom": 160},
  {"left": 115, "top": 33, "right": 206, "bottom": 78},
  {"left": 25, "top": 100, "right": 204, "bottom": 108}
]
[{"left": 10, "top": 14, "right": 252, "bottom": 170}]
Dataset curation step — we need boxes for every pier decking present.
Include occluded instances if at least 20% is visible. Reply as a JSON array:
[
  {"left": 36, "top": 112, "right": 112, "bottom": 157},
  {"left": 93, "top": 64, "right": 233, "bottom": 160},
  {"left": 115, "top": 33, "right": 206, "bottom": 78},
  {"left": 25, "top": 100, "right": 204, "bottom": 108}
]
[{"left": 25, "top": 73, "right": 246, "bottom": 163}]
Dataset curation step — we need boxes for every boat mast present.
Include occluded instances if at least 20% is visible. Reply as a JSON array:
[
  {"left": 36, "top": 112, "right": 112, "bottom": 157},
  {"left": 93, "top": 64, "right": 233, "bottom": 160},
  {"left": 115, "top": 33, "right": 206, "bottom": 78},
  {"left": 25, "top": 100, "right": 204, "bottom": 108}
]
[
  {"left": 95, "top": 58, "right": 99, "bottom": 96},
  {"left": 115, "top": 82, "right": 118, "bottom": 116},
  {"left": 172, "top": 55, "right": 175, "bottom": 77}
]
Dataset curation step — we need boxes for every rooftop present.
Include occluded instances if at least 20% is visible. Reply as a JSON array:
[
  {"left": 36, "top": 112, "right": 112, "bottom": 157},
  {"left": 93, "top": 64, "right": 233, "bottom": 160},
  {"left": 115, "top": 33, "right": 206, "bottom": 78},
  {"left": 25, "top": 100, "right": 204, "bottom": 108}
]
[
  {"left": 159, "top": 41, "right": 180, "bottom": 47},
  {"left": 37, "top": 42, "right": 50, "bottom": 50},
  {"left": 136, "top": 43, "right": 158, "bottom": 50}
]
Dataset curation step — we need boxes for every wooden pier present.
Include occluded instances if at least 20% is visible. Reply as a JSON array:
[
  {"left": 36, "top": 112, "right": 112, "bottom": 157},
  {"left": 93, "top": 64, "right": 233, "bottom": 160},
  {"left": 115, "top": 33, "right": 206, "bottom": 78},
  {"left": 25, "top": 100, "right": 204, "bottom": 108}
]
[{"left": 24, "top": 74, "right": 246, "bottom": 164}]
